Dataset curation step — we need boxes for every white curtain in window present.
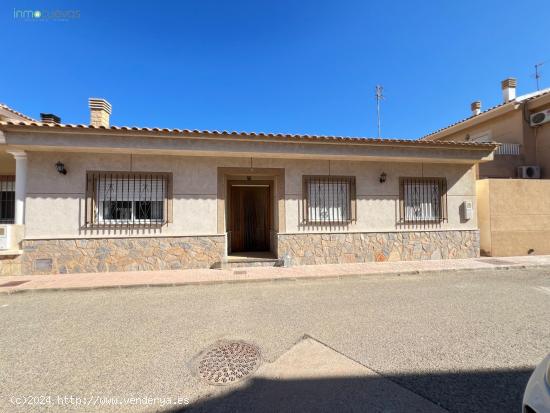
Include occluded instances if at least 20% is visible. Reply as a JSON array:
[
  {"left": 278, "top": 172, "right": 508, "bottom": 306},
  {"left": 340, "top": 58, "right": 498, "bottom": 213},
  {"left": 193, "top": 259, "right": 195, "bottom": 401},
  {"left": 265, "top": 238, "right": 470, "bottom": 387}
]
[
  {"left": 404, "top": 182, "right": 440, "bottom": 221},
  {"left": 308, "top": 180, "right": 350, "bottom": 222}
]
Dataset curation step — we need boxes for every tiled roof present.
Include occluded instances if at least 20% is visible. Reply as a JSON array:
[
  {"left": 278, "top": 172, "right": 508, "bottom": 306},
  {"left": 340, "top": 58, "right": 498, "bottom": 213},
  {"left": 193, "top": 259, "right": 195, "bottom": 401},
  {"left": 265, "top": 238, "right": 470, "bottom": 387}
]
[
  {"left": 0, "top": 103, "right": 37, "bottom": 122},
  {"left": 421, "top": 88, "right": 550, "bottom": 140},
  {"left": 0, "top": 120, "right": 497, "bottom": 150}
]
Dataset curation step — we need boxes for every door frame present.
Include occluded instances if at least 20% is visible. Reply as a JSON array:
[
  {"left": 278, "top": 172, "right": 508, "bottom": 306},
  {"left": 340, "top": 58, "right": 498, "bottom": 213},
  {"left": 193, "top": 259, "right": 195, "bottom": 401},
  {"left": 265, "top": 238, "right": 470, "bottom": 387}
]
[
  {"left": 217, "top": 167, "right": 285, "bottom": 256},
  {"left": 227, "top": 180, "right": 273, "bottom": 253}
]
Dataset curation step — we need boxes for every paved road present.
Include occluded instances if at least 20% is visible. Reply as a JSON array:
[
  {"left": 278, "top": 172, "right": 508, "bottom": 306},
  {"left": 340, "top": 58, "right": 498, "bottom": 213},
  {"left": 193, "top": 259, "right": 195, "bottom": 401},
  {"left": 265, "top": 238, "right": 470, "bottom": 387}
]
[{"left": 1, "top": 268, "right": 549, "bottom": 412}]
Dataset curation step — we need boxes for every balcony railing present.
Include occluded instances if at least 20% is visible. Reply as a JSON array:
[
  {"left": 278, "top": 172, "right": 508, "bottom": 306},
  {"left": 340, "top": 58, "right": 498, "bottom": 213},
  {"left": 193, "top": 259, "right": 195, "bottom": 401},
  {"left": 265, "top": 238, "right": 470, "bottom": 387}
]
[
  {"left": 0, "top": 176, "right": 15, "bottom": 224},
  {"left": 495, "top": 143, "right": 521, "bottom": 156}
]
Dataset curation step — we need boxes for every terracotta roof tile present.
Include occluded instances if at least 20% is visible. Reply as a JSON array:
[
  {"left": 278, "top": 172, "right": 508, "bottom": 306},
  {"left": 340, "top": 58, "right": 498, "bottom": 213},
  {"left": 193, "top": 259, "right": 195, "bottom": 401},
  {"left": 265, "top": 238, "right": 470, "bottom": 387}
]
[{"left": 0, "top": 119, "right": 497, "bottom": 149}]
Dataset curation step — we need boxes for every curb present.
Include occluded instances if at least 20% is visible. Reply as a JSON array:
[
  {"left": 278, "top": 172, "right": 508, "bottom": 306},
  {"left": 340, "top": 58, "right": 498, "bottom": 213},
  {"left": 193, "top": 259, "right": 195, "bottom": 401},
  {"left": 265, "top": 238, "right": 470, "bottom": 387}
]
[{"left": 1, "top": 262, "right": 548, "bottom": 295}]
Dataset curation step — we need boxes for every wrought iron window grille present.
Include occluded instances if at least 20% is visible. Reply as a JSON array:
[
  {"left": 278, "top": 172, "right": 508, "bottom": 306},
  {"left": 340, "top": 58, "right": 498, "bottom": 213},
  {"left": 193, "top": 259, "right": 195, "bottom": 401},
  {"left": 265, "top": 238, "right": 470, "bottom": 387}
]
[
  {"left": 0, "top": 176, "right": 15, "bottom": 224},
  {"left": 302, "top": 175, "right": 356, "bottom": 225},
  {"left": 399, "top": 177, "right": 448, "bottom": 228},
  {"left": 85, "top": 172, "right": 172, "bottom": 227}
]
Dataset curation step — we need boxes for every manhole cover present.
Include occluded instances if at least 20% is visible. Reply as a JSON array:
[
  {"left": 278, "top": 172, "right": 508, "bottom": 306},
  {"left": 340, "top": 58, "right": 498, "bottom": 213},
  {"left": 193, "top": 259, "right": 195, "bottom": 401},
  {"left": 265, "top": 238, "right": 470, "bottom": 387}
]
[
  {"left": 0, "top": 280, "right": 29, "bottom": 287},
  {"left": 196, "top": 340, "right": 261, "bottom": 385}
]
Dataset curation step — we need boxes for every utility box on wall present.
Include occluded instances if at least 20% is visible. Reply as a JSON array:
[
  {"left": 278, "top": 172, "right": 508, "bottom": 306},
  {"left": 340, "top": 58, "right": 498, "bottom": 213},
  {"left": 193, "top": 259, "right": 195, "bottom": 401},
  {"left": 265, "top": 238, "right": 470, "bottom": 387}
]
[{"left": 461, "top": 200, "right": 473, "bottom": 221}]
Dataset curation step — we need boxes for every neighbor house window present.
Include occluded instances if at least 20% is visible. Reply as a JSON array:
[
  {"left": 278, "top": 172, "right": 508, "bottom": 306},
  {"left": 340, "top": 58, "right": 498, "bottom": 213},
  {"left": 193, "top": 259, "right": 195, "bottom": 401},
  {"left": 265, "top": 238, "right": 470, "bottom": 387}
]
[
  {"left": 0, "top": 176, "right": 15, "bottom": 224},
  {"left": 85, "top": 172, "right": 172, "bottom": 227},
  {"left": 303, "top": 176, "right": 356, "bottom": 224},
  {"left": 399, "top": 177, "right": 447, "bottom": 226}
]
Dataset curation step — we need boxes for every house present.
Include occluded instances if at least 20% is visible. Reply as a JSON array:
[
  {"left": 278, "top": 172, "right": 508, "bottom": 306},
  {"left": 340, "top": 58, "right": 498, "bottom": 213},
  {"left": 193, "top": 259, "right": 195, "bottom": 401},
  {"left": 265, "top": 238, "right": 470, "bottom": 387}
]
[
  {"left": 0, "top": 99, "right": 496, "bottom": 275},
  {"left": 422, "top": 78, "right": 550, "bottom": 179},
  {"left": 421, "top": 78, "right": 550, "bottom": 257}
]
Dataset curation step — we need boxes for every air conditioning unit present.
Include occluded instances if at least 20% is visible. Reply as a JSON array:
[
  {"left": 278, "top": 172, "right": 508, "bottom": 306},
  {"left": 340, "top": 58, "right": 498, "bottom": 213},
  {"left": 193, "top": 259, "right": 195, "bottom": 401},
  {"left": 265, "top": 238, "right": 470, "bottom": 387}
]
[
  {"left": 517, "top": 166, "right": 541, "bottom": 179},
  {"left": 0, "top": 226, "right": 7, "bottom": 250},
  {"left": 0, "top": 225, "right": 24, "bottom": 251},
  {"left": 530, "top": 109, "right": 550, "bottom": 127}
]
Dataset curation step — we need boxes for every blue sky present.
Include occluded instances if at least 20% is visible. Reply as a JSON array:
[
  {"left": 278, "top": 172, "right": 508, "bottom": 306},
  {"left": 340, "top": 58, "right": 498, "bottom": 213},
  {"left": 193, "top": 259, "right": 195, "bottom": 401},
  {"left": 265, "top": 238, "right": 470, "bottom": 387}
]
[{"left": 2, "top": 1, "right": 550, "bottom": 139}]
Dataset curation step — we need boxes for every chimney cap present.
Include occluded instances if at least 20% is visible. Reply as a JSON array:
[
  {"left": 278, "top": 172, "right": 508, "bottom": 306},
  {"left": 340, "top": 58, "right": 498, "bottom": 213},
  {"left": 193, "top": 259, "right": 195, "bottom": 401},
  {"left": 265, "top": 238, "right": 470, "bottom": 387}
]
[
  {"left": 88, "top": 98, "right": 112, "bottom": 114},
  {"left": 470, "top": 100, "right": 482, "bottom": 116},
  {"left": 501, "top": 78, "right": 517, "bottom": 89},
  {"left": 40, "top": 113, "right": 61, "bottom": 124}
]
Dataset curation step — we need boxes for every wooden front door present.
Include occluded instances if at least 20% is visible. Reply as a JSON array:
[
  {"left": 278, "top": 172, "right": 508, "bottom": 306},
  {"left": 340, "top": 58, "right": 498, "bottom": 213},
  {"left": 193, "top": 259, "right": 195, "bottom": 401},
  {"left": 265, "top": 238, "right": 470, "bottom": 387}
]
[{"left": 229, "top": 185, "right": 271, "bottom": 252}]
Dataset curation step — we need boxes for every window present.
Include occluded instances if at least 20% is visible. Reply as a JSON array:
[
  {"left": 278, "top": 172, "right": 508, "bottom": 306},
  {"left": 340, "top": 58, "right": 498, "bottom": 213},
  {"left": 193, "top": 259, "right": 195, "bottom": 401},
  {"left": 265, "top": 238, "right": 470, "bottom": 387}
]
[
  {"left": 0, "top": 176, "right": 15, "bottom": 224},
  {"left": 399, "top": 177, "right": 447, "bottom": 226},
  {"left": 85, "top": 172, "right": 171, "bottom": 227},
  {"left": 303, "top": 176, "right": 356, "bottom": 224}
]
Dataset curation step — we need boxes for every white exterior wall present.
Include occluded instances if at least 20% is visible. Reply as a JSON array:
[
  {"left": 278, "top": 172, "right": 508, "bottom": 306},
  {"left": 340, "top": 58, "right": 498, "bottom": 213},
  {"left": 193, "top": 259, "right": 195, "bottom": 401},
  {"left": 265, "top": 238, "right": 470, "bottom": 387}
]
[{"left": 24, "top": 151, "right": 477, "bottom": 239}]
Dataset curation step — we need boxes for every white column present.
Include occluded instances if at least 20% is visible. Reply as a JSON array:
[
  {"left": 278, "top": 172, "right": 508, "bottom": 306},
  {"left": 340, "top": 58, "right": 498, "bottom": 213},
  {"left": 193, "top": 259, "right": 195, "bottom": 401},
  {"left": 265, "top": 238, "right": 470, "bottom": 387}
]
[{"left": 7, "top": 151, "right": 27, "bottom": 225}]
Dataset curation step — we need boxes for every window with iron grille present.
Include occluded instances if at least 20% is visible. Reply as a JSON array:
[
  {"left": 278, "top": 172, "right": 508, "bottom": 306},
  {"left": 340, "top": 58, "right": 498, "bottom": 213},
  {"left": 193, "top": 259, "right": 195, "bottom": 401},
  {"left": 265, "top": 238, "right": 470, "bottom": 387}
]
[
  {"left": 0, "top": 176, "right": 15, "bottom": 224},
  {"left": 303, "top": 176, "right": 356, "bottom": 224},
  {"left": 399, "top": 177, "right": 447, "bottom": 226},
  {"left": 85, "top": 172, "right": 172, "bottom": 227}
]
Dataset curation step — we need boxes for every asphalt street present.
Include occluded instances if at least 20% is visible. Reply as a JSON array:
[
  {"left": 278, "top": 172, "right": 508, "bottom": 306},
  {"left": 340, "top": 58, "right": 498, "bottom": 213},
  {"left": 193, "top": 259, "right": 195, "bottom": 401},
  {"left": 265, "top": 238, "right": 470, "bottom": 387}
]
[{"left": 1, "top": 267, "right": 549, "bottom": 412}]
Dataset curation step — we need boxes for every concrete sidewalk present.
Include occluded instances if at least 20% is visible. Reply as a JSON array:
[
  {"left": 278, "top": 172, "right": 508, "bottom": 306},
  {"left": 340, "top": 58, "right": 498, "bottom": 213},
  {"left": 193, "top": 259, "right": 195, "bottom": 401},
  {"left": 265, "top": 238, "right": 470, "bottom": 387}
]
[{"left": 1, "top": 255, "right": 550, "bottom": 294}]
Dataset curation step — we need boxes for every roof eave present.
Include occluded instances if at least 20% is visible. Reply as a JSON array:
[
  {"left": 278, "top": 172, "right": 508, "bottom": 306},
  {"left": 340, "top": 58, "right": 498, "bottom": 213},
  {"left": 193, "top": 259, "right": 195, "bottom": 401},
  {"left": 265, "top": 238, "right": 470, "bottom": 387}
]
[
  {"left": 0, "top": 121, "right": 498, "bottom": 152},
  {"left": 527, "top": 93, "right": 550, "bottom": 111}
]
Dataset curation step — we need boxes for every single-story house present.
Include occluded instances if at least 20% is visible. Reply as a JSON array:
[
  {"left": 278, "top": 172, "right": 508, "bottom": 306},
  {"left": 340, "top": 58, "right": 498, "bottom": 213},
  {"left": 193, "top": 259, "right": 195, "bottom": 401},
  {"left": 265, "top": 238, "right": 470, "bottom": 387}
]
[{"left": 0, "top": 99, "right": 496, "bottom": 275}]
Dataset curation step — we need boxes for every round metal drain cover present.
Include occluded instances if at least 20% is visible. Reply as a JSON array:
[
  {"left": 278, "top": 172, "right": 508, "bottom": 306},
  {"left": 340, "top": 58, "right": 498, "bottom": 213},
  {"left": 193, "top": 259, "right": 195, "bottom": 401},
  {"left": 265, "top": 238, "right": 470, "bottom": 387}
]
[{"left": 197, "top": 340, "right": 261, "bottom": 385}]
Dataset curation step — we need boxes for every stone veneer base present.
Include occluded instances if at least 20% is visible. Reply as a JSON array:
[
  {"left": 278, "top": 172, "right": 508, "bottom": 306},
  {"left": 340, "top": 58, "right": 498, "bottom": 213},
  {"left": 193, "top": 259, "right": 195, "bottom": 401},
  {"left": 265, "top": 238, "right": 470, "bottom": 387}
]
[
  {"left": 2, "top": 230, "right": 480, "bottom": 276},
  {"left": 21, "top": 236, "right": 226, "bottom": 275},
  {"left": 0, "top": 255, "right": 23, "bottom": 276},
  {"left": 277, "top": 230, "right": 480, "bottom": 266}
]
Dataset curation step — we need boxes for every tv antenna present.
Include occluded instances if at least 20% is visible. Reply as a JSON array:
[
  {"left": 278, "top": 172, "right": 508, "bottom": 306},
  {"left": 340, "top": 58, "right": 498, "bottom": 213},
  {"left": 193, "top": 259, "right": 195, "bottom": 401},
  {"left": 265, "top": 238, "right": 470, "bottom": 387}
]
[
  {"left": 375, "top": 85, "right": 384, "bottom": 138},
  {"left": 535, "top": 62, "right": 546, "bottom": 90}
]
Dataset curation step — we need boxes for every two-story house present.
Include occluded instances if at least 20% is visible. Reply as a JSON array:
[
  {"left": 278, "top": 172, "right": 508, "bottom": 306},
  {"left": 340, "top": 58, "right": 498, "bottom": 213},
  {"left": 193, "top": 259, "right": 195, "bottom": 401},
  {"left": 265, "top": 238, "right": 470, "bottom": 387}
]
[
  {"left": 422, "top": 78, "right": 550, "bottom": 179},
  {"left": 421, "top": 79, "right": 550, "bottom": 257}
]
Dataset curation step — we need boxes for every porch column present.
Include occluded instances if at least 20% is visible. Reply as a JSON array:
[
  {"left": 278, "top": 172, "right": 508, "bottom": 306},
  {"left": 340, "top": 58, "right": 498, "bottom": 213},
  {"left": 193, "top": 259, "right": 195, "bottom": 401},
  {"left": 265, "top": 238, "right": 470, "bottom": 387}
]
[{"left": 7, "top": 150, "right": 27, "bottom": 225}]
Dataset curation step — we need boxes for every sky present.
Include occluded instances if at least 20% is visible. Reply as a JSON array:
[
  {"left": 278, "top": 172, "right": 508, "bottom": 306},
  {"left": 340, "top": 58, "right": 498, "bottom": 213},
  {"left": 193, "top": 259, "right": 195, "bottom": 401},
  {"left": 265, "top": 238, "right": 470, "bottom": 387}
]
[{"left": 2, "top": 1, "right": 550, "bottom": 139}]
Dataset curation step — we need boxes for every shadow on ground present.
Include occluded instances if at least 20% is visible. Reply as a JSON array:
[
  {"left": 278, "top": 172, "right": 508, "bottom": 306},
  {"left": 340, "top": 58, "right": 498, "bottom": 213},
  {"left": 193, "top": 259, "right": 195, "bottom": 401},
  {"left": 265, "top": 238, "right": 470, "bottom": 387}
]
[{"left": 171, "top": 368, "right": 533, "bottom": 413}]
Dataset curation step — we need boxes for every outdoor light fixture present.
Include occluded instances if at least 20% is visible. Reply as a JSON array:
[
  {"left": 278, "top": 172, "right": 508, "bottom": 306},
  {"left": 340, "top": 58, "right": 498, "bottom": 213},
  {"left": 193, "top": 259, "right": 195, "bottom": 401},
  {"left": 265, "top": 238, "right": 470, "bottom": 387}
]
[
  {"left": 55, "top": 161, "right": 67, "bottom": 175},
  {"left": 379, "top": 172, "right": 387, "bottom": 183}
]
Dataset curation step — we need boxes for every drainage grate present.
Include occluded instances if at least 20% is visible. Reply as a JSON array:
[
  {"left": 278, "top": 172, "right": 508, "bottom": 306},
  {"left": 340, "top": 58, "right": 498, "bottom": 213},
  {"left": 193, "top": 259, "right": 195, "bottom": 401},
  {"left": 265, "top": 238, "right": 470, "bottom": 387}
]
[
  {"left": 196, "top": 340, "right": 261, "bottom": 385},
  {"left": 0, "top": 280, "right": 30, "bottom": 287},
  {"left": 478, "top": 259, "right": 515, "bottom": 266},
  {"left": 233, "top": 270, "right": 247, "bottom": 276}
]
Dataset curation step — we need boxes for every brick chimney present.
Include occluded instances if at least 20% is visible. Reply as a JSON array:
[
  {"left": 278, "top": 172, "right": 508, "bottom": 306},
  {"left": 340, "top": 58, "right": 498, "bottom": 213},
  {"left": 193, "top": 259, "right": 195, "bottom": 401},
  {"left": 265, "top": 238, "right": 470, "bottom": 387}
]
[
  {"left": 40, "top": 113, "right": 61, "bottom": 124},
  {"left": 501, "top": 78, "right": 517, "bottom": 103},
  {"left": 471, "top": 101, "right": 481, "bottom": 116},
  {"left": 88, "top": 98, "right": 112, "bottom": 128}
]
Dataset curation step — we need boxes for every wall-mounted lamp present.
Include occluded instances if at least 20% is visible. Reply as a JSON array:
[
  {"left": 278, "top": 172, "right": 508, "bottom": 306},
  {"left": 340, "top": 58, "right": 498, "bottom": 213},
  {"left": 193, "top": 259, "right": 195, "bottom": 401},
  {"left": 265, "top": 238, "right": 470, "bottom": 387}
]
[
  {"left": 379, "top": 172, "right": 387, "bottom": 183},
  {"left": 55, "top": 161, "right": 67, "bottom": 175}
]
